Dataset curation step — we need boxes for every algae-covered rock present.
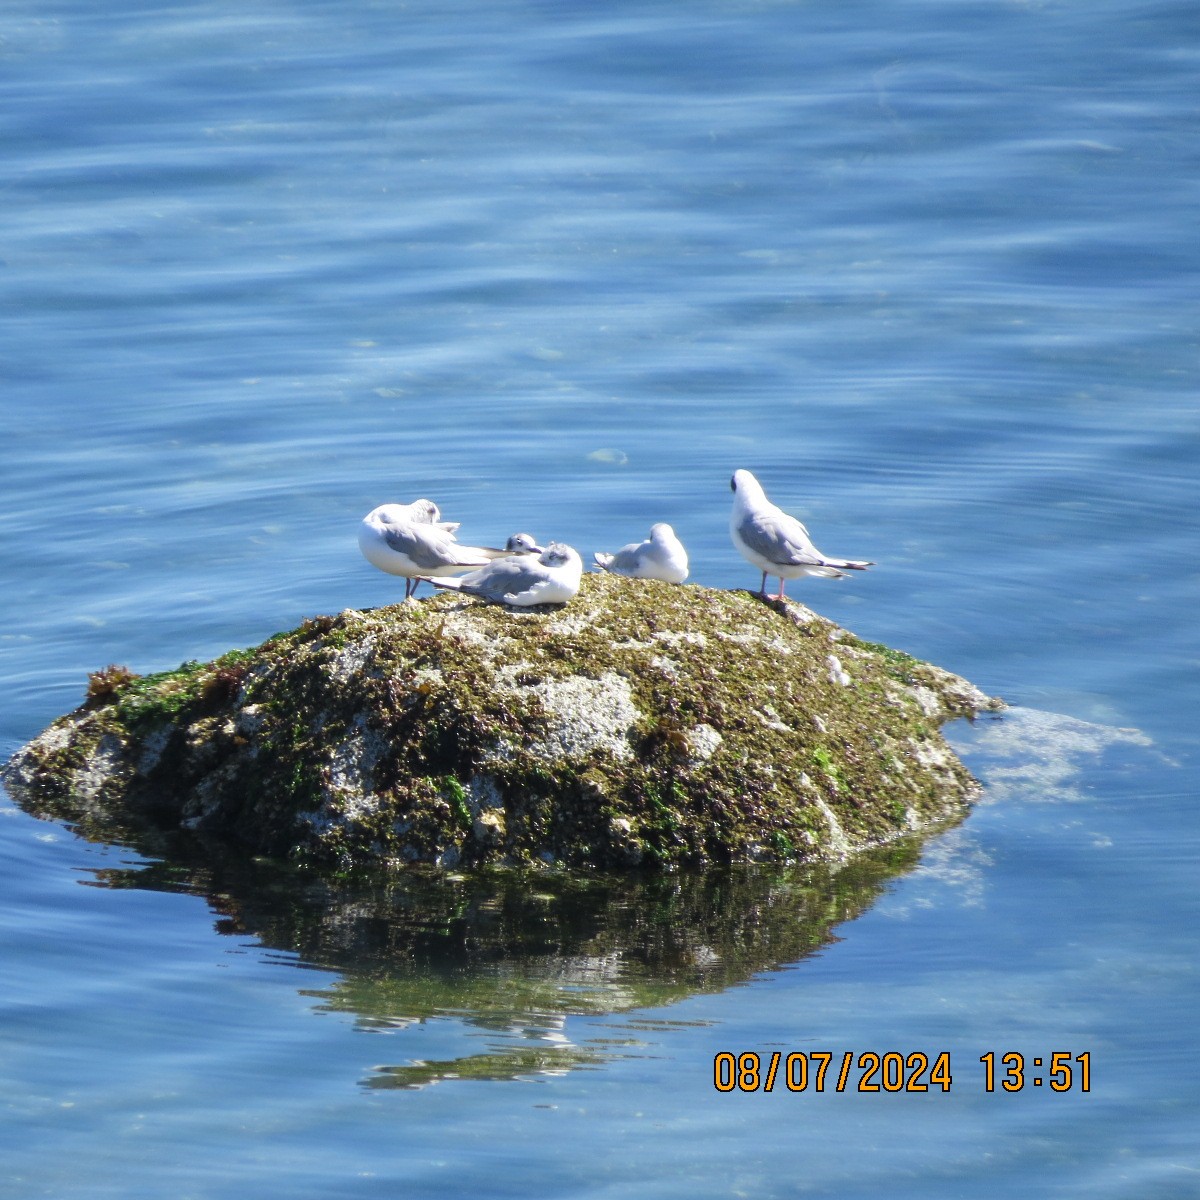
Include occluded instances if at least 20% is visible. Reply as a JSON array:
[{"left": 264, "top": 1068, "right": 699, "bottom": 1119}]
[{"left": 2, "top": 576, "right": 1000, "bottom": 871}]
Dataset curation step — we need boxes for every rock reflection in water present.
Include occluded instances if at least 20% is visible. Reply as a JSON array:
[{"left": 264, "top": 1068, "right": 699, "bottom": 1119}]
[{"left": 82, "top": 835, "right": 930, "bottom": 1088}]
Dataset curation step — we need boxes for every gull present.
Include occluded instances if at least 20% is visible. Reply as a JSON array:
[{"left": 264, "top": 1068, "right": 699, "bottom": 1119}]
[
  {"left": 359, "top": 503, "right": 510, "bottom": 599},
  {"left": 593, "top": 523, "right": 689, "bottom": 584},
  {"left": 429, "top": 542, "right": 583, "bottom": 607},
  {"left": 730, "top": 469, "right": 872, "bottom": 600}
]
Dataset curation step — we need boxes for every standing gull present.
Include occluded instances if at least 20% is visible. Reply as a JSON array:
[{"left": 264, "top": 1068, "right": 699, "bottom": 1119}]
[
  {"left": 428, "top": 542, "right": 583, "bottom": 607},
  {"left": 359, "top": 503, "right": 510, "bottom": 600},
  {"left": 729, "top": 469, "right": 872, "bottom": 600},
  {"left": 593, "top": 523, "right": 689, "bottom": 584}
]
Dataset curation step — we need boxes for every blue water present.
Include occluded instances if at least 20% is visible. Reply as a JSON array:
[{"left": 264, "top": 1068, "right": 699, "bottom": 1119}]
[{"left": 2, "top": 1, "right": 1198, "bottom": 1196}]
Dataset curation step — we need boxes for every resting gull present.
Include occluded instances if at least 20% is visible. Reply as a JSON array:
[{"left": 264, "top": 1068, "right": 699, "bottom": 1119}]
[
  {"left": 593, "top": 522, "right": 689, "bottom": 584},
  {"left": 429, "top": 542, "right": 583, "bottom": 607}
]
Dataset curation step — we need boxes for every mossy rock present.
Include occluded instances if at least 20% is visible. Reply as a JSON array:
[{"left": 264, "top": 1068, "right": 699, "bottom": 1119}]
[{"left": 2, "top": 576, "right": 1001, "bottom": 872}]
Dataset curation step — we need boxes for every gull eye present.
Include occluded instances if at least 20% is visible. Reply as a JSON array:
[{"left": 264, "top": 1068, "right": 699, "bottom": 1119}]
[{"left": 730, "top": 475, "right": 737, "bottom": 492}]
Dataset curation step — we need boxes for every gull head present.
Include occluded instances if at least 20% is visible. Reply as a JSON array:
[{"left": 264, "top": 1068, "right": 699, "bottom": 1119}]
[
  {"left": 505, "top": 532, "right": 545, "bottom": 554},
  {"left": 730, "top": 469, "right": 762, "bottom": 497},
  {"left": 540, "top": 542, "right": 578, "bottom": 568},
  {"left": 408, "top": 498, "right": 443, "bottom": 524}
]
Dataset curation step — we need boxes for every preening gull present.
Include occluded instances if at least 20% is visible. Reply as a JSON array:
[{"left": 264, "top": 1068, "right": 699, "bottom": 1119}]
[
  {"left": 730, "top": 469, "right": 872, "bottom": 600},
  {"left": 359, "top": 502, "right": 509, "bottom": 599},
  {"left": 593, "top": 523, "right": 689, "bottom": 584},
  {"left": 429, "top": 542, "right": 583, "bottom": 607}
]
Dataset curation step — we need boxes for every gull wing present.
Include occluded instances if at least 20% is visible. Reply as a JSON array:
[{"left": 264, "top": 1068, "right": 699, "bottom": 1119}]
[
  {"left": 606, "top": 539, "right": 650, "bottom": 572},
  {"left": 382, "top": 521, "right": 492, "bottom": 570},
  {"left": 459, "top": 556, "right": 551, "bottom": 602},
  {"left": 737, "top": 508, "right": 827, "bottom": 568}
]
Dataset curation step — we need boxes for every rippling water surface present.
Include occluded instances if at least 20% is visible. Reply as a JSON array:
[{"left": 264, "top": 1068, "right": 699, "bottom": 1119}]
[{"left": 2, "top": 3, "right": 1198, "bottom": 1197}]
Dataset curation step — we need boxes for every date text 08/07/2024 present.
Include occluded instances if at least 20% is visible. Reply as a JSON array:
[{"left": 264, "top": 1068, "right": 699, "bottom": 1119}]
[{"left": 713, "top": 1051, "right": 1092, "bottom": 1094}]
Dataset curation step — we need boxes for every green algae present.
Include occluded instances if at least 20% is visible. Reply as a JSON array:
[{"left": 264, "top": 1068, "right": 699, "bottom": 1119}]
[{"left": 3, "top": 576, "right": 1001, "bottom": 872}]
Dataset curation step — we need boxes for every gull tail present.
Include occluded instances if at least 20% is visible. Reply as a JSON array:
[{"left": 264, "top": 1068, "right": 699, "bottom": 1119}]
[
  {"left": 428, "top": 577, "right": 465, "bottom": 591},
  {"left": 593, "top": 552, "right": 615, "bottom": 572},
  {"left": 825, "top": 558, "right": 873, "bottom": 571}
]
